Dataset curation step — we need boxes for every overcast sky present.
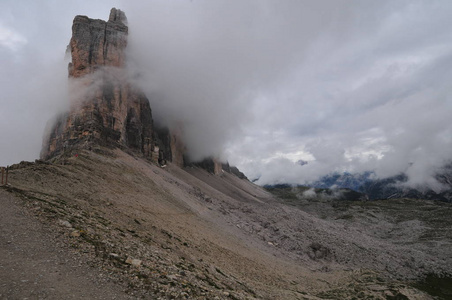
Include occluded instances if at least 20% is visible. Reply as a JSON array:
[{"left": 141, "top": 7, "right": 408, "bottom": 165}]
[{"left": 1, "top": 1, "right": 452, "bottom": 189}]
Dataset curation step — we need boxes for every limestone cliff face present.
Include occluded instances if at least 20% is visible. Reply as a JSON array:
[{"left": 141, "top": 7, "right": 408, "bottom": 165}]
[
  {"left": 169, "top": 127, "right": 186, "bottom": 168},
  {"left": 68, "top": 8, "right": 127, "bottom": 78},
  {"left": 41, "top": 8, "right": 154, "bottom": 160},
  {"left": 153, "top": 126, "right": 186, "bottom": 167},
  {"left": 41, "top": 8, "right": 244, "bottom": 178}
]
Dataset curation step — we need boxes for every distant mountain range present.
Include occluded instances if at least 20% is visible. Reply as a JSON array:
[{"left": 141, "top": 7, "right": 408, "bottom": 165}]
[
  {"left": 261, "top": 163, "right": 452, "bottom": 202},
  {"left": 309, "top": 165, "right": 452, "bottom": 202}
]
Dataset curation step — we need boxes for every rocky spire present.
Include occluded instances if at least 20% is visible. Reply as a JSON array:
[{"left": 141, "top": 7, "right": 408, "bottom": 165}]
[
  {"left": 109, "top": 7, "right": 127, "bottom": 24},
  {"left": 68, "top": 8, "right": 128, "bottom": 78},
  {"left": 41, "top": 9, "right": 154, "bottom": 160}
]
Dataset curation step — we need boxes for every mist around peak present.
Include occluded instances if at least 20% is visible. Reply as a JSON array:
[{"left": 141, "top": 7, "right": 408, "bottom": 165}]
[
  {"left": 122, "top": 1, "right": 452, "bottom": 190},
  {"left": 1, "top": 1, "right": 452, "bottom": 192}
]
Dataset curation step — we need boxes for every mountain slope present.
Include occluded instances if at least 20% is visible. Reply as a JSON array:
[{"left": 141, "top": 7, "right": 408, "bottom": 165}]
[
  {"left": 0, "top": 189, "right": 133, "bottom": 299},
  {"left": 3, "top": 146, "right": 450, "bottom": 299}
]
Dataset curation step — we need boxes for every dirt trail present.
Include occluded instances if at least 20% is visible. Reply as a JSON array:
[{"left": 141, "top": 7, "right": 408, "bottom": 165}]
[{"left": 0, "top": 189, "right": 130, "bottom": 299}]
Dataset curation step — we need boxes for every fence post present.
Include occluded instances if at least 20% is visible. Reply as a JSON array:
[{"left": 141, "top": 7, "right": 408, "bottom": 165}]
[
  {"left": 1, "top": 167, "right": 3, "bottom": 185},
  {"left": 5, "top": 166, "right": 8, "bottom": 185}
]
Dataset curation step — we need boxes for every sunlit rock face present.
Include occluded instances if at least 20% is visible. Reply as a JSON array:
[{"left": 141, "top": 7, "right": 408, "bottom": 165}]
[{"left": 41, "top": 8, "right": 154, "bottom": 160}]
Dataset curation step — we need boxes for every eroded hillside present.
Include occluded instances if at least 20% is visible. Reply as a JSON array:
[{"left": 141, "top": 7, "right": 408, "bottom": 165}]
[{"left": 2, "top": 146, "right": 450, "bottom": 299}]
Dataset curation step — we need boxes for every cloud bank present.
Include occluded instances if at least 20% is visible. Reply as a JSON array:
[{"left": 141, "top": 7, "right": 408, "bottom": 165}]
[
  {"left": 122, "top": 0, "right": 351, "bottom": 161},
  {"left": 1, "top": 0, "right": 452, "bottom": 190}
]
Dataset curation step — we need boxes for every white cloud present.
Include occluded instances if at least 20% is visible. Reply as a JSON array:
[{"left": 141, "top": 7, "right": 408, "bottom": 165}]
[{"left": 0, "top": 24, "right": 27, "bottom": 51}]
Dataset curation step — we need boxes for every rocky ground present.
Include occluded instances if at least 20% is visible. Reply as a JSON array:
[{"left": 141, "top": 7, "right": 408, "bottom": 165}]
[
  {"left": 1, "top": 147, "right": 451, "bottom": 299},
  {"left": 0, "top": 189, "right": 132, "bottom": 299}
]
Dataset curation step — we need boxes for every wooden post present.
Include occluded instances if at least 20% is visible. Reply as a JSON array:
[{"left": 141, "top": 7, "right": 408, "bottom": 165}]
[
  {"left": 5, "top": 166, "right": 8, "bottom": 185},
  {"left": 1, "top": 167, "right": 4, "bottom": 185}
]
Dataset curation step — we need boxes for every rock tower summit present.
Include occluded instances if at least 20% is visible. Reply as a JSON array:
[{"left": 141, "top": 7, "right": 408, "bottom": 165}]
[
  {"left": 69, "top": 8, "right": 128, "bottom": 77},
  {"left": 41, "top": 8, "right": 154, "bottom": 160}
]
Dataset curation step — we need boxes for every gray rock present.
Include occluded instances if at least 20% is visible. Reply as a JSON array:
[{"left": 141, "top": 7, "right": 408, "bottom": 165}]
[
  {"left": 125, "top": 257, "right": 141, "bottom": 267},
  {"left": 58, "top": 220, "right": 72, "bottom": 228}
]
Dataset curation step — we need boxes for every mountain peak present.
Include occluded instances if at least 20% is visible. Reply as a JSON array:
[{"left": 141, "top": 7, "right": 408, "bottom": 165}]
[
  {"left": 68, "top": 8, "right": 128, "bottom": 78},
  {"left": 40, "top": 8, "right": 238, "bottom": 175},
  {"left": 108, "top": 8, "right": 127, "bottom": 24},
  {"left": 41, "top": 9, "right": 154, "bottom": 161}
]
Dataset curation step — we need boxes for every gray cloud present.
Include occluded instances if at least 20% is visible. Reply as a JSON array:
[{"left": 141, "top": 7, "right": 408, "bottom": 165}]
[
  {"left": 1, "top": 0, "right": 452, "bottom": 191},
  {"left": 122, "top": 0, "right": 354, "bottom": 161}
]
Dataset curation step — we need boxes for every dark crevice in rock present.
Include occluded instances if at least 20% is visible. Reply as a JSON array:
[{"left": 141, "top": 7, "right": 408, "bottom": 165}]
[{"left": 103, "top": 23, "right": 108, "bottom": 65}]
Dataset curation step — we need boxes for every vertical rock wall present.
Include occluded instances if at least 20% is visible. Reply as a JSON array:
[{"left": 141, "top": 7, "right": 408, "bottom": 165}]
[
  {"left": 41, "top": 8, "right": 154, "bottom": 160},
  {"left": 40, "top": 7, "right": 242, "bottom": 177}
]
